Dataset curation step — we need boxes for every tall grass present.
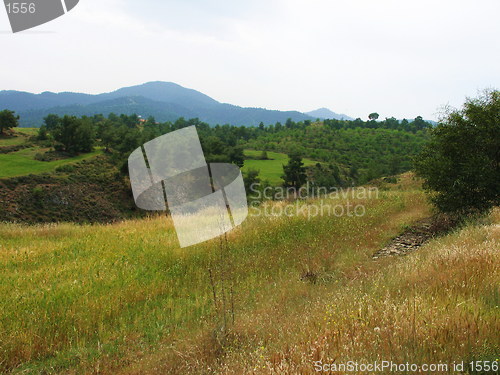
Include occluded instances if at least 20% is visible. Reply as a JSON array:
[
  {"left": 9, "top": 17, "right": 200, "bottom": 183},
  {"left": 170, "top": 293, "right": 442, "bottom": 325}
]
[{"left": 2, "top": 175, "right": 497, "bottom": 374}]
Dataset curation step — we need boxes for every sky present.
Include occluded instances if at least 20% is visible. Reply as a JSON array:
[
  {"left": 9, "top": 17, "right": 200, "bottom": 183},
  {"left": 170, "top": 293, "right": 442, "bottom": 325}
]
[{"left": 1, "top": 0, "right": 499, "bottom": 121}]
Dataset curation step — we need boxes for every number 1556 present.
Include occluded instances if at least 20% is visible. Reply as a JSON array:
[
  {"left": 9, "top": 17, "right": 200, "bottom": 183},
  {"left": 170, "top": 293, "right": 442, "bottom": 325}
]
[{"left": 6, "top": 3, "right": 36, "bottom": 14}]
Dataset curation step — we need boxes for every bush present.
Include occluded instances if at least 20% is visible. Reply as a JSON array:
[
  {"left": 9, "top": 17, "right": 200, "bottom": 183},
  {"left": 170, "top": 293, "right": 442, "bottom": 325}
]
[
  {"left": 55, "top": 164, "right": 76, "bottom": 173},
  {"left": 414, "top": 90, "right": 500, "bottom": 216},
  {"left": 34, "top": 153, "right": 46, "bottom": 161}
]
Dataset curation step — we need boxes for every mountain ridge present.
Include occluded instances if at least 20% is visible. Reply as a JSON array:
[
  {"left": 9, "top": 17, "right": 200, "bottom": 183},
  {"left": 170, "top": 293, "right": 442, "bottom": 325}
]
[{"left": 1, "top": 82, "right": 341, "bottom": 127}]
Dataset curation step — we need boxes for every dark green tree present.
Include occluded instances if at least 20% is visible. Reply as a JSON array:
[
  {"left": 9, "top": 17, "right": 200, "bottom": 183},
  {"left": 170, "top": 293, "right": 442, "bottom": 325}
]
[
  {"left": 99, "top": 121, "right": 118, "bottom": 153},
  {"left": 368, "top": 112, "right": 380, "bottom": 121},
  {"left": 414, "top": 89, "right": 500, "bottom": 215},
  {"left": 43, "top": 114, "right": 61, "bottom": 131},
  {"left": 243, "top": 168, "right": 261, "bottom": 193},
  {"left": 37, "top": 125, "right": 49, "bottom": 140},
  {"left": 282, "top": 153, "right": 307, "bottom": 189},
  {"left": 310, "top": 163, "right": 342, "bottom": 189},
  {"left": 226, "top": 146, "right": 245, "bottom": 168},
  {"left": 0, "top": 109, "right": 19, "bottom": 134},
  {"left": 52, "top": 116, "right": 95, "bottom": 154}
]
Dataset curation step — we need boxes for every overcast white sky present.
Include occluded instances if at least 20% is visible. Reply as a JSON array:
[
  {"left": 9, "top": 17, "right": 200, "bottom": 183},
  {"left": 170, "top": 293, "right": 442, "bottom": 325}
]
[{"left": 1, "top": 0, "right": 499, "bottom": 120}]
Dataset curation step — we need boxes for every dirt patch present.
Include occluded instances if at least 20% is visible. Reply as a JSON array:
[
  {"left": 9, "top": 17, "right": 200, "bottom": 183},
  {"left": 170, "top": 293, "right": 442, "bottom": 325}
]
[{"left": 373, "top": 216, "right": 459, "bottom": 259}]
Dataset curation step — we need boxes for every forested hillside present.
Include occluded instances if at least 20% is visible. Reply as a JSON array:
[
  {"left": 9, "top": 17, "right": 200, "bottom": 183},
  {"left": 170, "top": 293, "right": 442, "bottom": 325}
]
[
  {"left": 0, "top": 112, "right": 432, "bottom": 223},
  {"left": 244, "top": 117, "right": 430, "bottom": 183}
]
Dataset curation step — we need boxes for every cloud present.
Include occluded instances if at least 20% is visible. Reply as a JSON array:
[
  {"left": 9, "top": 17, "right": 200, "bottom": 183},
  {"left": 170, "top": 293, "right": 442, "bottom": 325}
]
[{"left": 0, "top": 0, "right": 498, "bottom": 120}]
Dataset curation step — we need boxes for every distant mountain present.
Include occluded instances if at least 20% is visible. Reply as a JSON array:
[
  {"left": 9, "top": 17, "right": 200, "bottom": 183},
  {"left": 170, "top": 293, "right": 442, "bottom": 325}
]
[
  {"left": 17, "top": 96, "right": 192, "bottom": 126},
  {"left": 0, "top": 90, "right": 98, "bottom": 112},
  {"left": 101, "top": 81, "right": 219, "bottom": 110},
  {"left": 0, "top": 82, "right": 333, "bottom": 127},
  {"left": 306, "top": 108, "right": 354, "bottom": 121}
]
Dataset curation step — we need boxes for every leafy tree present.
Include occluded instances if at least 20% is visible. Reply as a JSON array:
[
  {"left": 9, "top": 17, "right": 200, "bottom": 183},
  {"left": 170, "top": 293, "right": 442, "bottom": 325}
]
[
  {"left": 0, "top": 109, "right": 19, "bottom": 134},
  {"left": 99, "top": 121, "right": 118, "bottom": 153},
  {"left": 203, "top": 136, "right": 225, "bottom": 155},
  {"left": 388, "top": 155, "right": 403, "bottom": 175},
  {"left": 226, "top": 146, "right": 245, "bottom": 168},
  {"left": 368, "top": 112, "right": 379, "bottom": 121},
  {"left": 309, "top": 163, "right": 342, "bottom": 189},
  {"left": 43, "top": 114, "right": 61, "bottom": 131},
  {"left": 282, "top": 153, "right": 306, "bottom": 189},
  {"left": 37, "top": 125, "right": 49, "bottom": 140},
  {"left": 384, "top": 117, "right": 399, "bottom": 129},
  {"left": 52, "top": 116, "right": 95, "bottom": 154},
  {"left": 243, "top": 168, "right": 261, "bottom": 193},
  {"left": 414, "top": 90, "right": 500, "bottom": 215},
  {"left": 113, "top": 125, "right": 140, "bottom": 155}
]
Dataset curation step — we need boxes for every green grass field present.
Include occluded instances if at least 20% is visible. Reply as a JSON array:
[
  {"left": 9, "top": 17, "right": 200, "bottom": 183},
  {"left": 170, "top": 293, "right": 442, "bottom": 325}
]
[
  {"left": 0, "top": 128, "right": 103, "bottom": 179},
  {"left": 0, "top": 174, "right": 498, "bottom": 374},
  {"left": 0, "top": 147, "right": 103, "bottom": 179},
  {"left": 0, "top": 128, "right": 37, "bottom": 147},
  {"left": 242, "top": 150, "right": 319, "bottom": 185},
  {"left": 0, "top": 136, "right": 28, "bottom": 147}
]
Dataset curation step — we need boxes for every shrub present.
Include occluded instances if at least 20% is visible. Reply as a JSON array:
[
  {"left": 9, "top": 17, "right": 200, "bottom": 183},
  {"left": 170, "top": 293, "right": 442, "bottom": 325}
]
[{"left": 414, "top": 90, "right": 500, "bottom": 216}]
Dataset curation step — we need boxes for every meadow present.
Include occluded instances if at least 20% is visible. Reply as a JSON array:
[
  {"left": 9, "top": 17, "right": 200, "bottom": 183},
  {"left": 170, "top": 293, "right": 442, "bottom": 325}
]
[
  {"left": 0, "top": 129, "right": 102, "bottom": 179},
  {"left": 242, "top": 150, "right": 319, "bottom": 185},
  {"left": 0, "top": 174, "right": 498, "bottom": 374},
  {"left": 0, "top": 129, "right": 39, "bottom": 146},
  {"left": 0, "top": 147, "right": 103, "bottom": 179}
]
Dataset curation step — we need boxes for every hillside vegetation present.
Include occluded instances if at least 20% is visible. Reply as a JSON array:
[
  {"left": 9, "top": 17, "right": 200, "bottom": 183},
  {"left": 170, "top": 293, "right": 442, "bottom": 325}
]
[
  {"left": 246, "top": 120, "right": 430, "bottom": 183},
  {"left": 0, "top": 148, "right": 102, "bottom": 179},
  {"left": 0, "top": 129, "right": 102, "bottom": 179},
  {"left": 0, "top": 115, "right": 432, "bottom": 224},
  {"left": 1, "top": 174, "right": 498, "bottom": 374}
]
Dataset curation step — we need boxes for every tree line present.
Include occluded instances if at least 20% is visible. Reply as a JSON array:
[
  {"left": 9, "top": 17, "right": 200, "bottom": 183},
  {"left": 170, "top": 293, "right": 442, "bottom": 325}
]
[{"left": 1, "top": 109, "right": 434, "bottom": 186}]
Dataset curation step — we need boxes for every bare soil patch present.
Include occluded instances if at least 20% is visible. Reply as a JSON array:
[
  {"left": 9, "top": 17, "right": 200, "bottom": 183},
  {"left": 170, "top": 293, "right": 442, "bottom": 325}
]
[{"left": 373, "top": 215, "right": 459, "bottom": 259}]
